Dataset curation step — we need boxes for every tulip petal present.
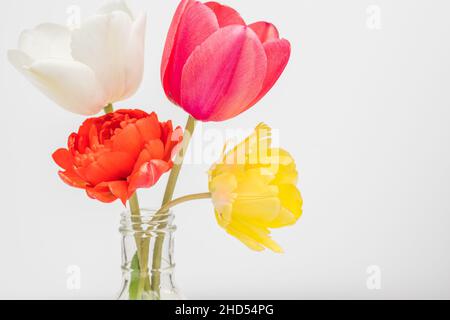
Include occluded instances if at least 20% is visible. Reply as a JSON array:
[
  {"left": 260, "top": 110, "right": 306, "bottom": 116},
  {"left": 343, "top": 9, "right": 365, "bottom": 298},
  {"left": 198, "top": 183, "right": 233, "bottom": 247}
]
[
  {"left": 58, "top": 171, "right": 87, "bottom": 189},
  {"left": 231, "top": 219, "right": 284, "bottom": 253},
  {"left": 247, "top": 39, "right": 291, "bottom": 109},
  {"left": 163, "top": 2, "right": 220, "bottom": 104},
  {"left": 108, "top": 180, "right": 129, "bottom": 205},
  {"left": 221, "top": 123, "right": 272, "bottom": 166},
  {"left": 134, "top": 114, "right": 162, "bottom": 141},
  {"left": 249, "top": 22, "right": 280, "bottom": 43},
  {"left": 128, "top": 160, "right": 171, "bottom": 195},
  {"left": 112, "top": 122, "right": 144, "bottom": 159},
  {"left": 131, "top": 149, "right": 150, "bottom": 174},
  {"left": 25, "top": 59, "right": 105, "bottom": 115},
  {"left": 163, "top": 126, "right": 184, "bottom": 161},
  {"left": 271, "top": 148, "right": 298, "bottom": 185},
  {"left": 160, "top": 120, "right": 174, "bottom": 143},
  {"left": 161, "top": 0, "right": 195, "bottom": 82},
  {"left": 180, "top": 25, "right": 267, "bottom": 121},
  {"left": 225, "top": 224, "right": 265, "bottom": 252},
  {"left": 232, "top": 196, "right": 281, "bottom": 225},
  {"left": 224, "top": 219, "right": 283, "bottom": 253},
  {"left": 18, "top": 23, "right": 71, "bottom": 61},
  {"left": 82, "top": 155, "right": 126, "bottom": 185},
  {"left": 8, "top": 49, "right": 33, "bottom": 71},
  {"left": 123, "top": 13, "right": 146, "bottom": 100},
  {"left": 96, "top": 152, "right": 136, "bottom": 180},
  {"left": 86, "top": 183, "right": 117, "bottom": 203},
  {"left": 130, "top": 139, "right": 165, "bottom": 176},
  {"left": 277, "top": 184, "right": 303, "bottom": 221},
  {"left": 74, "top": 120, "right": 95, "bottom": 153},
  {"left": 210, "top": 173, "right": 238, "bottom": 215},
  {"left": 145, "top": 139, "right": 165, "bottom": 160},
  {"left": 10, "top": 50, "right": 104, "bottom": 115},
  {"left": 71, "top": 11, "right": 133, "bottom": 103},
  {"left": 52, "top": 148, "right": 74, "bottom": 170},
  {"left": 269, "top": 208, "right": 297, "bottom": 229},
  {"left": 205, "top": 2, "right": 246, "bottom": 27}
]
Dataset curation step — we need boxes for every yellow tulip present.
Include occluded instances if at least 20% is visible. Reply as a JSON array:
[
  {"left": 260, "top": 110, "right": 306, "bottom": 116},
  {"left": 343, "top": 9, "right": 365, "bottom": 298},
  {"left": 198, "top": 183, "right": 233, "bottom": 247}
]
[{"left": 208, "top": 124, "right": 303, "bottom": 253}]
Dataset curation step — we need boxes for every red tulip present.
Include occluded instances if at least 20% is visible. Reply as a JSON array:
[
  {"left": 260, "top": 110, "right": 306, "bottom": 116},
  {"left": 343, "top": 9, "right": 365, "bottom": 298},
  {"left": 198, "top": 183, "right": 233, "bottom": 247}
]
[
  {"left": 52, "top": 110, "right": 183, "bottom": 205},
  {"left": 161, "top": 0, "right": 291, "bottom": 122}
]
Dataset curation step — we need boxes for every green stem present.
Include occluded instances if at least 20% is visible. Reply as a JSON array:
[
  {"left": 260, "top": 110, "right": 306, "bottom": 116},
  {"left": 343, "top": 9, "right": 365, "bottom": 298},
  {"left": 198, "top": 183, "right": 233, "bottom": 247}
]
[
  {"left": 162, "top": 116, "right": 197, "bottom": 204},
  {"left": 104, "top": 103, "right": 114, "bottom": 114},
  {"left": 104, "top": 104, "right": 151, "bottom": 298},
  {"left": 129, "top": 193, "right": 140, "bottom": 215},
  {"left": 128, "top": 193, "right": 149, "bottom": 299},
  {"left": 151, "top": 115, "right": 197, "bottom": 296},
  {"left": 156, "top": 193, "right": 212, "bottom": 215}
]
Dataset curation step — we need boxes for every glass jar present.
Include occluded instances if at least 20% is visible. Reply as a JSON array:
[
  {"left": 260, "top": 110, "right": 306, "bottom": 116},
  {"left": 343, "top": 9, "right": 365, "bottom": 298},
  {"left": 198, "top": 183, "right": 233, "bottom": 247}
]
[{"left": 117, "top": 209, "right": 183, "bottom": 300}]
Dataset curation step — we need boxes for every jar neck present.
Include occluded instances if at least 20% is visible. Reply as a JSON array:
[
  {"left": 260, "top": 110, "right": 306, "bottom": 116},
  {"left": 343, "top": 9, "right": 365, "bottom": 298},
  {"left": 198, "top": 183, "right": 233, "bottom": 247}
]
[
  {"left": 119, "top": 209, "right": 176, "bottom": 277},
  {"left": 120, "top": 209, "right": 176, "bottom": 236}
]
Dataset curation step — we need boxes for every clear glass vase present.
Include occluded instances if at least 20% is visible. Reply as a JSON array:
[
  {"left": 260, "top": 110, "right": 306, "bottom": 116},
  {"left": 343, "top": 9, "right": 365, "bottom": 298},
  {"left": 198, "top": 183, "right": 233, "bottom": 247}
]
[{"left": 117, "top": 209, "right": 183, "bottom": 300}]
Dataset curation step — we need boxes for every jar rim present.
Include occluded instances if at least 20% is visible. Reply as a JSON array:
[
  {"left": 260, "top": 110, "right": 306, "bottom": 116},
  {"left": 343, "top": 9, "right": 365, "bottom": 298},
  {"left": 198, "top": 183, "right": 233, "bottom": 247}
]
[
  {"left": 120, "top": 208, "right": 174, "bottom": 219},
  {"left": 120, "top": 208, "right": 176, "bottom": 233}
]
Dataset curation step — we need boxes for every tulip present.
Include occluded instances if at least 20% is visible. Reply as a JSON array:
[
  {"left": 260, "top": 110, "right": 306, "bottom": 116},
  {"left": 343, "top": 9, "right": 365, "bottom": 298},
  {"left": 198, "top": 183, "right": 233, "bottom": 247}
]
[
  {"left": 8, "top": 1, "right": 146, "bottom": 115},
  {"left": 52, "top": 109, "right": 183, "bottom": 205},
  {"left": 161, "top": 0, "right": 291, "bottom": 122},
  {"left": 208, "top": 124, "right": 302, "bottom": 252}
]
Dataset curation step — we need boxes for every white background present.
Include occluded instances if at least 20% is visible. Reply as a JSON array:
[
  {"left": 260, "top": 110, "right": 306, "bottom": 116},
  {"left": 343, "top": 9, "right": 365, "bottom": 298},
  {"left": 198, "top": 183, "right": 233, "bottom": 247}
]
[{"left": 1, "top": 0, "right": 450, "bottom": 299}]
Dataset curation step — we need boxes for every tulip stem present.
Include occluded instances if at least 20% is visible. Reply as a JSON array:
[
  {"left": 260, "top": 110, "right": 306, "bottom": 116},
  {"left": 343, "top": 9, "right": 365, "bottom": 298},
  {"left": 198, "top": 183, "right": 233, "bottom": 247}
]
[
  {"left": 129, "top": 193, "right": 151, "bottom": 299},
  {"left": 156, "top": 193, "right": 212, "bottom": 215},
  {"left": 151, "top": 115, "right": 197, "bottom": 297},
  {"left": 104, "top": 103, "right": 114, "bottom": 114},
  {"left": 129, "top": 194, "right": 144, "bottom": 297},
  {"left": 104, "top": 104, "right": 151, "bottom": 298},
  {"left": 162, "top": 116, "right": 197, "bottom": 204}
]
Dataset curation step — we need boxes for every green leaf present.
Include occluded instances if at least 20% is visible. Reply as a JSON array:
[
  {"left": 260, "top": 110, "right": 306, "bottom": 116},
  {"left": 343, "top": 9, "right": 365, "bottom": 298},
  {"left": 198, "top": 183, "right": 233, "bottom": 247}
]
[{"left": 129, "top": 253, "right": 141, "bottom": 300}]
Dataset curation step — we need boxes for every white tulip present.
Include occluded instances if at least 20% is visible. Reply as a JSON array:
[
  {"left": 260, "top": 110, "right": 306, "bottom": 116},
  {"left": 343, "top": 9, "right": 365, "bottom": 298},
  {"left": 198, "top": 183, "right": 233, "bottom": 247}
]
[{"left": 8, "top": 0, "right": 146, "bottom": 115}]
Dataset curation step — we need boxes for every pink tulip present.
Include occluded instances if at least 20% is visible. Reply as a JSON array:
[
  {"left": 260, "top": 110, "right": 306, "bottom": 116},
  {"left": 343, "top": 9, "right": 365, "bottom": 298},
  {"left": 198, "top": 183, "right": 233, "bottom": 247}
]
[{"left": 161, "top": 0, "right": 291, "bottom": 122}]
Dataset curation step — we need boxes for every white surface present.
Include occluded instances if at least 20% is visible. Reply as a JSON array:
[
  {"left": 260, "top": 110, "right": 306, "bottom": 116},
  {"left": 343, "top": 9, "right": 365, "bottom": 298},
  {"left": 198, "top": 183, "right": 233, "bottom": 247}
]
[{"left": 1, "top": 0, "right": 450, "bottom": 299}]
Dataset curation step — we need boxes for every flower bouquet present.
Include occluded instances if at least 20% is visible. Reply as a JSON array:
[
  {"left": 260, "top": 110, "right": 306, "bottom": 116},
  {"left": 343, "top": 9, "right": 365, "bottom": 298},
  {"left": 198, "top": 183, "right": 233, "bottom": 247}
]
[{"left": 8, "top": 0, "right": 302, "bottom": 300}]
